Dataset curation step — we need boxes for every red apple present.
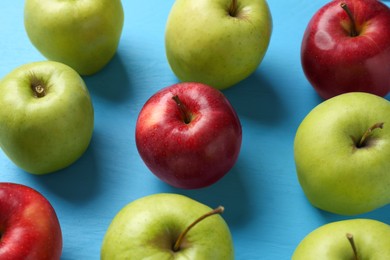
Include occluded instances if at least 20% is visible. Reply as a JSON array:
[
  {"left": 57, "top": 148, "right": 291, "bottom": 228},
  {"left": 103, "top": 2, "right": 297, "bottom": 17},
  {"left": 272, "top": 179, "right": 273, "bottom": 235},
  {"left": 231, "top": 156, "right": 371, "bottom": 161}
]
[
  {"left": 135, "top": 82, "right": 242, "bottom": 189},
  {"left": 0, "top": 182, "right": 62, "bottom": 259},
  {"left": 301, "top": 0, "right": 390, "bottom": 99}
]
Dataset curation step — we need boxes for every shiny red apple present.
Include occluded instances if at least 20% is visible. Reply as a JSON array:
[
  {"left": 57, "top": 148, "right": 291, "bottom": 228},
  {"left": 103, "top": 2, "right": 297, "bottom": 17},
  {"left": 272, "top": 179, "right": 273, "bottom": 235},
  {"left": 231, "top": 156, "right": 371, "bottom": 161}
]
[
  {"left": 135, "top": 82, "right": 242, "bottom": 189},
  {"left": 301, "top": 0, "right": 390, "bottom": 99},
  {"left": 0, "top": 182, "right": 62, "bottom": 259}
]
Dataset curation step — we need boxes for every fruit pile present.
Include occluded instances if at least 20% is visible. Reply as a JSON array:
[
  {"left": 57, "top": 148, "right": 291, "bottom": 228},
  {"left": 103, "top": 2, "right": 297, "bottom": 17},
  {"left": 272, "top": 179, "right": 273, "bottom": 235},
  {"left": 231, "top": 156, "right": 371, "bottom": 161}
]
[{"left": 0, "top": 0, "right": 390, "bottom": 259}]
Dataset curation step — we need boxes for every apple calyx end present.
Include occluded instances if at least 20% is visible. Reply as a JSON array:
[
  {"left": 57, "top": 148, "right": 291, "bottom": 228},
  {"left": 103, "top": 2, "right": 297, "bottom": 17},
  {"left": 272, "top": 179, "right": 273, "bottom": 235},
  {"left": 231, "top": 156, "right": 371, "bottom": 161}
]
[
  {"left": 29, "top": 73, "right": 47, "bottom": 98},
  {"left": 356, "top": 122, "right": 384, "bottom": 148},
  {"left": 340, "top": 3, "right": 358, "bottom": 37},
  {"left": 172, "top": 205, "right": 224, "bottom": 252},
  {"left": 346, "top": 233, "right": 359, "bottom": 260}
]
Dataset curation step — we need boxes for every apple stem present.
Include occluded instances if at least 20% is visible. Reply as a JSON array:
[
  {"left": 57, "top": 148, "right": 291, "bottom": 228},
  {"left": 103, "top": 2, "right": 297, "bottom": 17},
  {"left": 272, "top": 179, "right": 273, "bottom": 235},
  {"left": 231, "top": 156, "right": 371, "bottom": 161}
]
[
  {"left": 172, "top": 206, "right": 224, "bottom": 252},
  {"left": 346, "top": 233, "right": 359, "bottom": 260},
  {"left": 340, "top": 3, "right": 358, "bottom": 37},
  {"left": 357, "top": 122, "right": 384, "bottom": 148},
  {"left": 228, "top": 0, "right": 238, "bottom": 17},
  {"left": 172, "top": 95, "right": 191, "bottom": 124}
]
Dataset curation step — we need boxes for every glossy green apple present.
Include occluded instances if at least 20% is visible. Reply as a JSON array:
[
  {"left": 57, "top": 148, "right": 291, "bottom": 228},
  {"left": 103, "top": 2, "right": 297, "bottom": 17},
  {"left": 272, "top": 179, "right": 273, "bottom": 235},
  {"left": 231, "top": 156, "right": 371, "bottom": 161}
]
[
  {"left": 101, "top": 193, "right": 234, "bottom": 259},
  {"left": 165, "top": 0, "right": 272, "bottom": 90},
  {"left": 24, "top": 0, "right": 124, "bottom": 75},
  {"left": 294, "top": 92, "right": 390, "bottom": 215},
  {"left": 292, "top": 219, "right": 390, "bottom": 259},
  {"left": 0, "top": 61, "right": 94, "bottom": 174}
]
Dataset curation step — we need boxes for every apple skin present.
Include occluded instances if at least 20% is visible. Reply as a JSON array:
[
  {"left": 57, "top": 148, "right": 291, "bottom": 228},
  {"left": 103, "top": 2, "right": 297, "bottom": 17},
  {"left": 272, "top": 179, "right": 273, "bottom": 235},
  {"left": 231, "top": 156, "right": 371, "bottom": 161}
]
[
  {"left": 294, "top": 92, "right": 390, "bottom": 215},
  {"left": 292, "top": 219, "right": 390, "bottom": 259},
  {"left": 165, "top": 0, "right": 272, "bottom": 90},
  {"left": 24, "top": 0, "right": 124, "bottom": 75},
  {"left": 135, "top": 82, "right": 242, "bottom": 189},
  {"left": 0, "top": 61, "right": 94, "bottom": 174},
  {"left": 0, "top": 182, "right": 62, "bottom": 259},
  {"left": 101, "top": 193, "right": 234, "bottom": 259},
  {"left": 301, "top": 0, "right": 390, "bottom": 99}
]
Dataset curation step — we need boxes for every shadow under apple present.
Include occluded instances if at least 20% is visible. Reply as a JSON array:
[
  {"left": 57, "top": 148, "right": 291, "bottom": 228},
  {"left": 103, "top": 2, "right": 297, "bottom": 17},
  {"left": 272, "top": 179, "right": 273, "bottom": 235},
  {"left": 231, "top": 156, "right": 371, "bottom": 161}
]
[
  {"left": 83, "top": 52, "right": 132, "bottom": 104},
  {"left": 154, "top": 157, "right": 261, "bottom": 229},
  {"left": 25, "top": 133, "right": 102, "bottom": 205},
  {"left": 317, "top": 203, "right": 390, "bottom": 225},
  {"left": 223, "top": 70, "right": 288, "bottom": 126}
]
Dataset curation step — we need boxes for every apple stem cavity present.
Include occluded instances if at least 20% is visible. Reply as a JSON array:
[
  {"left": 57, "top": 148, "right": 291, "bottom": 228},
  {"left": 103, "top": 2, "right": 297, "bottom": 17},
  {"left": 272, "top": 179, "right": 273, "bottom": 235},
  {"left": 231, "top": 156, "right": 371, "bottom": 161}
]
[
  {"left": 228, "top": 0, "right": 238, "bottom": 17},
  {"left": 29, "top": 73, "right": 47, "bottom": 98},
  {"left": 340, "top": 3, "right": 358, "bottom": 37},
  {"left": 346, "top": 233, "right": 359, "bottom": 260},
  {"left": 357, "top": 122, "right": 384, "bottom": 148},
  {"left": 172, "top": 95, "right": 191, "bottom": 124},
  {"left": 172, "top": 206, "right": 224, "bottom": 252}
]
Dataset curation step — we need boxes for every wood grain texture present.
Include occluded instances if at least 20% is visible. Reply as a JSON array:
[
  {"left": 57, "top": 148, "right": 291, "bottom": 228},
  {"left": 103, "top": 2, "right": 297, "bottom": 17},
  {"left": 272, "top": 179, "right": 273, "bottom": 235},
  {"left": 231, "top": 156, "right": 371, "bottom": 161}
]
[{"left": 1, "top": 1, "right": 389, "bottom": 259}]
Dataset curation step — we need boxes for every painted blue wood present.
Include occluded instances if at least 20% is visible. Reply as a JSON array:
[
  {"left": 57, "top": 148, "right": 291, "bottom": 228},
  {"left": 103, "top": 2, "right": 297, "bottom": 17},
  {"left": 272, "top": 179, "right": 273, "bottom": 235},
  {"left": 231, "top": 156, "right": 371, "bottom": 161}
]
[{"left": 1, "top": 1, "right": 389, "bottom": 259}]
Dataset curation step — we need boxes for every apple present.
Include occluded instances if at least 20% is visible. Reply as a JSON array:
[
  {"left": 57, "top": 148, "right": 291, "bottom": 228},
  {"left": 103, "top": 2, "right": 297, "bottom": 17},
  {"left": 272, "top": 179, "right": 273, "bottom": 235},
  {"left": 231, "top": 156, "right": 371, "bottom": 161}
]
[
  {"left": 24, "top": 0, "right": 124, "bottom": 75},
  {"left": 101, "top": 193, "right": 234, "bottom": 259},
  {"left": 292, "top": 219, "right": 390, "bottom": 259},
  {"left": 294, "top": 92, "right": 390, "bottom": 215},
  {"left": 0, "top": 61, "right": 94, "bottom": 174},
  {"left": 135, "top": 82, "right": 242, "bottom": 189},
  {"left": 165, "top": 0, "right": 272, "bottom": 90},
  {"left": 301, "top": 0, "right": 390, "bottom": 99},
  {"left": 0, "top": 182, "right": 62, "bottom": 259}
]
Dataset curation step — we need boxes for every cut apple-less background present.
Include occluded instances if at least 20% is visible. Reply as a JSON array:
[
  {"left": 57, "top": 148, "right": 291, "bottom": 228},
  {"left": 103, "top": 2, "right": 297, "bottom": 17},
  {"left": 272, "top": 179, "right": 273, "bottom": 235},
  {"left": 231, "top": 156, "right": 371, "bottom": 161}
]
[{"left": 1, "top": 1, "right": 390, "bottom": 259}]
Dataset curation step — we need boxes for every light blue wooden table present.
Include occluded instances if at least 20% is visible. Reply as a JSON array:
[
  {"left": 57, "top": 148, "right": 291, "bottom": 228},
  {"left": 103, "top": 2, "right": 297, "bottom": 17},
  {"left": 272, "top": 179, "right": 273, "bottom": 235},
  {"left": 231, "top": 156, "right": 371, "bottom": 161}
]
[{"left": 1, "top": 1, "right": 389, "bottom": 259}]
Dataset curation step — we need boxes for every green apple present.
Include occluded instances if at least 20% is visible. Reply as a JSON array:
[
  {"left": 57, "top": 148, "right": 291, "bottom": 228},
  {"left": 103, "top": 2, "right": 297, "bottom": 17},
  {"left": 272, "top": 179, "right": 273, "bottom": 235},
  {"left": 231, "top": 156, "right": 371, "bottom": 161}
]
[
  {"left": 24, "top": 0, "right": 124, "bottom": 76},
  {"left": 294, "top": 92, "right": 390, "bottom": 215},
  {"left": 0, "top": 61, "right": 94, "bottom": 174},
  {"left": 101, "top": 193, "right": 234, "bottom": 259},
  {"left": 292, "top": 219, "right": 390, "bottom": 259},
  {"left": 165, "top": 0, "right": 272, "bottom": 90}
]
